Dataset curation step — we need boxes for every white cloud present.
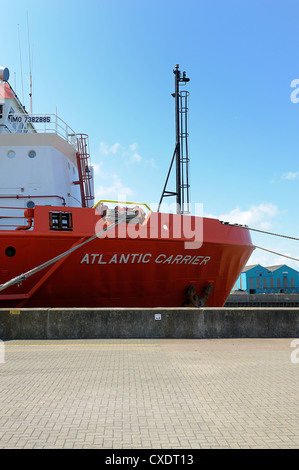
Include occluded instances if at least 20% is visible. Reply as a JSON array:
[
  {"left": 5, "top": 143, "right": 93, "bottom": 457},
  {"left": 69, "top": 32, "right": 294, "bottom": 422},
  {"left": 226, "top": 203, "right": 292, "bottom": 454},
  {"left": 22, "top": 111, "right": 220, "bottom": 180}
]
[
  {"left": 99, "top": 141, "right": 144, "bottom": 164},
  {"left": 205, "top": 203, "right": 279, "bottom": 229},
  {"left": 145, "top": 158, "right": 157, "bottom": 168},
  {"left": 282, "top": 171, "right": 298, "bottom": 180},
  {"left": 99, "top": 142, "right": 121, "bottom": 155},
  {"left": 129, "top": 143, "right": 138, "bottom": 151},
  {"left": 128, "top": 143, "right": 142, "bottom": 164},
  {"left": 131, "top": 152, "right": 142, "bottom": 163},
  {"left": 92, "top": 161, "right": 105, "bottom": 176},
  {"left": 98, "top": 140, "right": 157, "bottom": 168},
  {"left": 95, "top": 174, "right": 134, "bottom": 201}
]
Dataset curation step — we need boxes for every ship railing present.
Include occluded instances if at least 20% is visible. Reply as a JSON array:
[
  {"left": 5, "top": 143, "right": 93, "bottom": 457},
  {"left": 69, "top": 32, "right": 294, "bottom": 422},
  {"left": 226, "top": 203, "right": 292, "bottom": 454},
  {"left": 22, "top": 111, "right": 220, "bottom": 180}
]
[
  {"left": 4, "top": 113, "right": 77, "bottom": 147},
  {"left": 0, "top": 205, "right": 34, "bottom": 231}
]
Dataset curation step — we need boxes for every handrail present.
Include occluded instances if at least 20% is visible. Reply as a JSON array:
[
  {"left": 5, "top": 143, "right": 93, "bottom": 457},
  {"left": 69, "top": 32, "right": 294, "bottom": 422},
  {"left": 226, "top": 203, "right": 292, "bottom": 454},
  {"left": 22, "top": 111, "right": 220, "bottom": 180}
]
[
  {"left": 2, "top": 113, "right": 77, "bottom": 147},
  {"left": 0, "top": 206, "right": 34, "bottom": 230},
  {"left": 94, "top": 199, "right": 152, "bottom": 213},
  {"left": 0, "top": 195, "right": 66, "bottom": 206}
]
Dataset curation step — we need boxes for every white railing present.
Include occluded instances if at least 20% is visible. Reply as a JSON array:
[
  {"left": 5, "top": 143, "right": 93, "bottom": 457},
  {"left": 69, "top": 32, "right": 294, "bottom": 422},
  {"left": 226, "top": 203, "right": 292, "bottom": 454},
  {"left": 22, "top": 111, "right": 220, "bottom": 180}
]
[{"left": 4, "top": 113, "right": 77, "bottom": 147}]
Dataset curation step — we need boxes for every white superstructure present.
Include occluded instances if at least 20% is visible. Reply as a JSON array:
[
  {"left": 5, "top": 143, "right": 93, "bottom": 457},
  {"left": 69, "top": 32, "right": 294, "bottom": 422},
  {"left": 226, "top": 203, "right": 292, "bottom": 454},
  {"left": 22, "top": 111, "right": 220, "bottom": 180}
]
[{"left": 0, "top": 67, "right": 94, "bottom": 229}]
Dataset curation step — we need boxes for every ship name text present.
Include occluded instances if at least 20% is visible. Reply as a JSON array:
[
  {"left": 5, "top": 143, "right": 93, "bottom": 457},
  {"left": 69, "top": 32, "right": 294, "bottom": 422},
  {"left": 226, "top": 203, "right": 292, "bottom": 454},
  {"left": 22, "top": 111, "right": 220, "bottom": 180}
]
[{"left": 80, "top": 253, "right": 211, "bottom": 265}]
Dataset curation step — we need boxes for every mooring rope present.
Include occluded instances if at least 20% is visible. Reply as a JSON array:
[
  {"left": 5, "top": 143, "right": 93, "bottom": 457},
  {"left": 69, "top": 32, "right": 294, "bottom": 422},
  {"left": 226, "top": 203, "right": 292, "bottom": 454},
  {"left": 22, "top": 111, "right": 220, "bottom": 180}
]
[
  {"left": 224, "top": 223, "right": 299, "bottom": 262},
  {"left": 0, "top": 221, "right": 119, "bottom": 292},
  {"left": 224, "top": 222, "right": 299, "bottom": 242},
  {"left": 254, "top": 246, "right": 299, "bottom": 262}
]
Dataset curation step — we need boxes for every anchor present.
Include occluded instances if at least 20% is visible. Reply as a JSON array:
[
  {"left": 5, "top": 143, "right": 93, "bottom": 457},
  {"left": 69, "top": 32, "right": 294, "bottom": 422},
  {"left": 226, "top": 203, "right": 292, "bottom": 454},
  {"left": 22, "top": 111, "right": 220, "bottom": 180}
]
[{"left": 183, "top": 283, "right": 213, "bottom": 307}]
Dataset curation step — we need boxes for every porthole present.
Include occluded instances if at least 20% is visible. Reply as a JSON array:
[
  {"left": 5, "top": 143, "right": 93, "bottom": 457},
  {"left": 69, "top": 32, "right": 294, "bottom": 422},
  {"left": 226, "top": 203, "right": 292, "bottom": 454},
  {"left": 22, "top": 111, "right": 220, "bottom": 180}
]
[
  {"left": 27, "top": 200, "right": 35, "bottom": 208},
  {"left": 28, "top": 150, "right": 36, "bottom": 159},
  {"left": 5, "top": 246, "right": 16, "bottom": 257},
  {"left": 7, "top": 150, "right": 15, "bottom": 159}
]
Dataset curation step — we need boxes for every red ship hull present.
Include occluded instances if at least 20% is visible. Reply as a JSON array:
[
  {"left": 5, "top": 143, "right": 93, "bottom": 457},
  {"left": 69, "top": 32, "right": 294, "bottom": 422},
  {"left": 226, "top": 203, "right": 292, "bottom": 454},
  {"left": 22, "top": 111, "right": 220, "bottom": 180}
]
[{"left": 0, "top": 205, "right": 254, "bottom": 308}]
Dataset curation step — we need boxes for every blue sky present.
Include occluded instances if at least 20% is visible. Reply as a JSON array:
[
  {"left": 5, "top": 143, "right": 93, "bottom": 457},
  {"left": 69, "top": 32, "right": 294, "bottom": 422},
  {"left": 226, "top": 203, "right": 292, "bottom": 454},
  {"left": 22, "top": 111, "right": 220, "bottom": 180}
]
[{"left": 2, "top": 0, "right": 299, "bottom": 268}]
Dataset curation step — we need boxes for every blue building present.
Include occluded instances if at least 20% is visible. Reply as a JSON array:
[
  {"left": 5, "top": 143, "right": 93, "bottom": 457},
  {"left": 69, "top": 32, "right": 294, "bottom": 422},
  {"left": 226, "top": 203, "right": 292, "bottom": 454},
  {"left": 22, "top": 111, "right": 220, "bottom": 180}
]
[{"left": 233, "top": 264, "right": 299, "bottom": 294}]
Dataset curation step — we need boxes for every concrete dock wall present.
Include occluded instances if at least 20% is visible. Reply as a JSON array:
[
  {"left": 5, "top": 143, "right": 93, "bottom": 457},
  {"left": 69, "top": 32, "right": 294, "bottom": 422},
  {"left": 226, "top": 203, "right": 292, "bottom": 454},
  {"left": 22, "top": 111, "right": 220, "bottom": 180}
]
[{"left": 1, "top": 307, "right": 299, "bottom": 339}]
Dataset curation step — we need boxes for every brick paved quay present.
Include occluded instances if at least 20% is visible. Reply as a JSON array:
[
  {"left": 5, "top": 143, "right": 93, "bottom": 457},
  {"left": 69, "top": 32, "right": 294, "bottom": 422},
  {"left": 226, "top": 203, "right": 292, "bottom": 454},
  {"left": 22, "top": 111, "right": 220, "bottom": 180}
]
[{"left": 0, "top": 338, "right": 298, "bottom": 449}]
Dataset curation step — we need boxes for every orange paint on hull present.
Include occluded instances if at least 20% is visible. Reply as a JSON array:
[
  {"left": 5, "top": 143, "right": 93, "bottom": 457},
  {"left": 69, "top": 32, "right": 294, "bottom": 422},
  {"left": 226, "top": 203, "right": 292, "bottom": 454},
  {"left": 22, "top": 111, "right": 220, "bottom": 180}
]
[{"left": 0, "top": 206, "right": 254, "bottom": 308}]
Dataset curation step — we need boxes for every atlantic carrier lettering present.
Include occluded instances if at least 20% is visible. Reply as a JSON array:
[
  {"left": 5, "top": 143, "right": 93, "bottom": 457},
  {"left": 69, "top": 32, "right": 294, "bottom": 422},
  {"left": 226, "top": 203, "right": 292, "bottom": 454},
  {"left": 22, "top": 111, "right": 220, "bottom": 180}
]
[{"left": 80, "top": 253, "right": 211, "bottom": 265}]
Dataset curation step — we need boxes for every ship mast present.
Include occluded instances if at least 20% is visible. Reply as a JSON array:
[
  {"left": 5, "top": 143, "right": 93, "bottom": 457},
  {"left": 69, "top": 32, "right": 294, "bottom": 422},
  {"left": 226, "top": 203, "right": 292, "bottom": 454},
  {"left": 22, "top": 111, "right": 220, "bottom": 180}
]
[
  {"left": 158, "top": 64, "right": 190, "bottom": 214},
  {"left": 27, "top": 12, "right": 33, "bottom": 114}
]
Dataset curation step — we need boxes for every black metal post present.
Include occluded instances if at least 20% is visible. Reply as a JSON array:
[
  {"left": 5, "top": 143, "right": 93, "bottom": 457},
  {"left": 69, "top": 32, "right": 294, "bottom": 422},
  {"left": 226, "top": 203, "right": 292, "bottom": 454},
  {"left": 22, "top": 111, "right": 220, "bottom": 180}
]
[{"left": 174, "top": 65, "right": 181, "bottom": 213}]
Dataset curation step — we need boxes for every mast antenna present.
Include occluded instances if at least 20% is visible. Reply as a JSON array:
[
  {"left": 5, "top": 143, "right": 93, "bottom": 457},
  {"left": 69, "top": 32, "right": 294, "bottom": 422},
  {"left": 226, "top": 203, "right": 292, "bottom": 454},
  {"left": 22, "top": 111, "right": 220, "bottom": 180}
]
[
  {"left": 27, "top": 12, "right": 33, "bottom": 114},
  {"left": 158, "top": 64, "right": 191, "bottom": 215},
  {"left": 18, "top": 24, "right": 25, "bottom": 105}
]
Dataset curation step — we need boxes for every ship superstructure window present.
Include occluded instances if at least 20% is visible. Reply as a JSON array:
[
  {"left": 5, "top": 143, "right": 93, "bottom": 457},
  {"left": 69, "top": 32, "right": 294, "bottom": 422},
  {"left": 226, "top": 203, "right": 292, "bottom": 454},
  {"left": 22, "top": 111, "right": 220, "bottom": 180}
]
[
  {"left": 28, "top": 150, "right": 36, "bottom": 158},
  {"left": 7, "top": 150, "right": 15, "bottom": 158},
  {"left": 5, "top": 246, "right": 16, "bottom": 257},
  {"left": 27, "top": 200, "right": 35, "bottom": 208},
  {"left": 0, "top": 105, "right": 3, "bottom": 118}
]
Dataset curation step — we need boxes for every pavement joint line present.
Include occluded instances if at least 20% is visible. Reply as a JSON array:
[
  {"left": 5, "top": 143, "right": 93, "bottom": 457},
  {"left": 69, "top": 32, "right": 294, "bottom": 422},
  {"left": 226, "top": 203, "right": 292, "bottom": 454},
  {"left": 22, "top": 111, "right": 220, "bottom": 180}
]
[
  {"left": 5, "top": 343, "right": 159, "bottom": 348},
  {"left": 3, "top": 343, "right": 160, "bottom": 346},
  {"left": 3, "top": 343, "right": 160, "bottom": 350}
]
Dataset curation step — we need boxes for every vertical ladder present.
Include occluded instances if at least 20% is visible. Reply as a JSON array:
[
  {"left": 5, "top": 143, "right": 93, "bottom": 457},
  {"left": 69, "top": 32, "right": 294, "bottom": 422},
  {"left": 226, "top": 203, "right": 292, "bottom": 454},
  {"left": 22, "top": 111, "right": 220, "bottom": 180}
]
[
  {"left": 76, "top": 134, "right": 94, "bottom": 208},
  {"left": 178, "top": 88, "right": 191, "bottom": 214}
]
